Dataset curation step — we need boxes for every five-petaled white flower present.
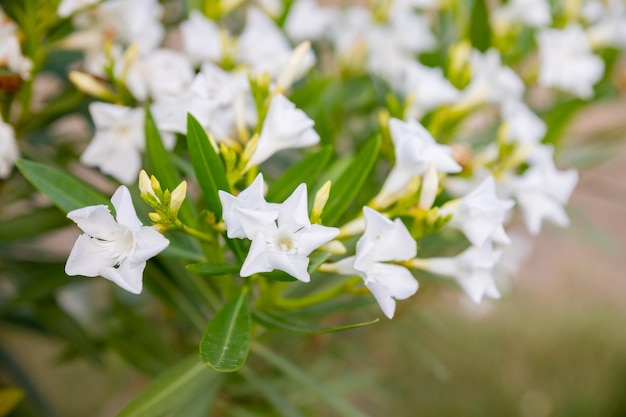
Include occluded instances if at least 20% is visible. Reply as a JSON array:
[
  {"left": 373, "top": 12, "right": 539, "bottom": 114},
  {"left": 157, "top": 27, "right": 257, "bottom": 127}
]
[
  {"left": 246, "top": 94, "right": 320, "bottom": 168},
  {"left": 229, "top": 183, "right": 339, "bottom": 283},
  {"left": 334, "top": 207, "right": 418, "bottom": 319},
  {"left": 65, "top": 185, "right": 170, "bottom": 294},
  {"left": 422, "top": 243, "right": 502, "bottom": 303},
  {"left": 537, "top": 25, "right": 604, "bottom": 99},
  {"left": 376, "top": 118, "right": 461, "bottom": 206},
  {"left": 441, "top": 176, "right": 515, "bottom": 247}
]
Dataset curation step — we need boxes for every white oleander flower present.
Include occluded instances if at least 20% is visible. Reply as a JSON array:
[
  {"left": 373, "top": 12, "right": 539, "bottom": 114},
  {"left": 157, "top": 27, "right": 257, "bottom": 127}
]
[
  {"left": 285, "top": 0, "right": 338, "bottom": 42},
  {"left": 57, "top": 0, "right": 99, "bottom": 17},
  {"left": 377, "top": 118, "right": 461, "bottom": 205},
  {"left": 235, "top": 184, "right": 339, "bottom": 282},
  {"left": 460, "top": 49, "right": 525, "bottom": 107},
  {"left": 65, "top": 185, "right": 169, "bottom": 294},
  {"left": 246, "top": 94, "right": 320, "bottom": 168},
  {"left": 441, "top": 176, "right": 515, "bottom": 247},
  {"left": 422, "top": 243, "right": 502, "bottom": 303},
  {"left": 537, "top": 25, "right": 604, "bottom": 99},
  {"left": 491, "top": 0, "right": 552, "bottom": 28},
  {"left": 125, "top": 49, "right": 194, "bottom": 101},
  {"left": 513, "top": 146, "right": 578, "bottom": 235},
  {"left": 0, "top": 117, "right": 19, "bottom": 179},
  {"left": 500, "top": 100, "right": 546, "bottom": 147},
  {"left": 180, "top": 11, "right": 222, "bottom": 65},
  {"left": 218, "top": 173, "right": 277, "bottom": 239},
  {"left": 334, "top": 207, "right": 418, "bottom": 319},
  {"left": 583, "top": 0, "right": 626, "bottom": 49},
  {"left": 81, "top": 103, "right": 174, "bottom": 184}
]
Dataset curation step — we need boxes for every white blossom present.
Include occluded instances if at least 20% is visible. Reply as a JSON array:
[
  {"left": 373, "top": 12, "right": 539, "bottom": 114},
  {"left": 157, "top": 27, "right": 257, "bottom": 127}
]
[
  {"left": 491, "top": 0, "right": 552, "bottom": 28},
  {"left": 285, "top": 0, "right": 338, "bottom": 43},
  {"left": 441, "top": 176, "right": 515, "bottom": 247},
  {"left": 425, "top": 243, "right": 502, "bottom": 303},
  {"left": 57, "top": 0, "right": 99, "bottom": 17},
  {"left": 246, "top": 94, "right": 320, "bottom": 168},
  {"left": 235, "top": 184, "right": 339, "bottom": 282},
  {"left": 180, "top": 11, "right": 223, "bottom": 65},
  {"left": 500, "top": 100, "right": 546, "bottom": 147},
  {"left": 583, "top": 0, "right": 626, "bottom": 49},
  {"left": 537, "top": 25, "right": 604, "bottom": 99},
  {"left": 513, "top": 146, "right": 578, "bottom": 235},
  {"left": 81, "top": 103, "right": 174, "bottom": 184},
  {"left": 65, "top": 185, "right": 169, "bottom": 294},
  {"left": 335, "top": 207, "right": 418, "bottom": 319},
  {"left": 125, "top": 49, "right": 194, "bottom": 101},
  {"left": 378, "top": 118, "right": 461, "bottom": 204},
  {"left": 0, "top": 117, "right": 19, "bottom": 179},
  {"left": 0, "top": 33, "right": 32, "bottom": 79}
]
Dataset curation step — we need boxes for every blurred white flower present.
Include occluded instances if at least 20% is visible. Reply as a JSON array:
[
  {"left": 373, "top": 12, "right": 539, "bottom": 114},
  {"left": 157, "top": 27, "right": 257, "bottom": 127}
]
[
  {"left": 65, "top": 185, "right": 169, "bottom": 294},
  {"left": 461, "top": 49, "right": 525, "bottom": 107},
  {"left": 335, "top": 207, "right": 418, "bottom": 319},
  {"left": 125, "top": 49, "right": 194, "bottom": 101},
  {"left": 583, "top": 0, "right": 626, "bottom": 49},
  {"left": 537, "top": 25, "right": 604, "bottom": 98},
  {"left": 285, "top": 0, "right": 338, "bottom": 42},
  {"left": 246, "top": 94, "right": 320, "bottom": 168},
  {"left": 513, "top": 146, "right": 578, "bottom": 235},
  {"left": 0, "top": 117, "right": 19, "bottom": 179},
  {"left": 500, "top": 100, "right": 546, "bottom": 147},
  {"left": 57, "top": 0, "right": 99, "bottom": 17},
  {"left": 81, "top": 103, "right": 174, "bottom": 184},
  {"left": 236, "top": 184, "right": 339, "bottom": 282},
  {"left": 219, "top": 173, "right": 277, "bottom": 239},
  {"left": 441, "top": 176, "right": 515, "bottom": 247},
  {"left": 424, "top": 243, "right": 502, "bottom": 303},
  {"left": 0, "top": 33, "right": 32, "bottom": 79},
  {"left": 377, "top": 118, "right": 461, "bottom": 205},
  {"left": 180, "top": 11, "right": 222, "bottom": 65},
  {"left": 491, "top": 0, "right": 552, "bottom": 28}
]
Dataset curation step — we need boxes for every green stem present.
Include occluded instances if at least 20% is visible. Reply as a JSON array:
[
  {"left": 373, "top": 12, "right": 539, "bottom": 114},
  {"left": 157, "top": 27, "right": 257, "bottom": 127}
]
[
  {"left": 174, "top": 220, "right": 216, "bottom": 244},
  {"left": 274, "top": 277, "right": 361, "bottom": 310}
]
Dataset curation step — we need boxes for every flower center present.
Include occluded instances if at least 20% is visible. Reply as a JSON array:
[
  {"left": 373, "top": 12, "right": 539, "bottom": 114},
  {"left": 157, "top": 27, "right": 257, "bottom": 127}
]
[
  {"left": 93, "top": 228, "right": 135, "bottom": 264},
  {"left": 278, "top": 236, "right": 294, "bottom": 252}
]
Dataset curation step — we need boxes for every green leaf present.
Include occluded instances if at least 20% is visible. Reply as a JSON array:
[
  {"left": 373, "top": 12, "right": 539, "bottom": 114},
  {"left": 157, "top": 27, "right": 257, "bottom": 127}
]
[
  {"left": 0, "top": 388, "right": 24, "bottom": 417},
  {"left": 186, "top": 114, "right": 230, "bottom": 218},
  {"left": 240, "top": 368, "right": 306, "bottom": 417},
  {"left": 144, "top": 109, "right": 196, "bottom": 226},
  {"left": 200, "top": 287, "right": 251, "bottom": 372},
  {"left": 253, "top": 343, "right": 369, "bottom": 417},
  {"left": 186, "top": 263, "right": 241, "bottom": 276},
  {"left": 542, "top": 99, "right": 585, "bottom": 146},
  {"left": 116, "top": 355, "right": 220, "bottom": 417},
  {"left": 252, "top": 310, "right": 379, "bottom": 334},
  {"left": 469, "top": 0, "right": 491, "bottom": 52},
  {"left": 266, "top": 147, "right": 333, "bottom": 202},
  {"left": 323, "top": 136, "right": 380, "bottom": 225},
  {"left": 0, "top": 207, "right": 67, "bottom": 242},
  {"left": 16, "top": 159, "right": 109, "bottom": 213}
]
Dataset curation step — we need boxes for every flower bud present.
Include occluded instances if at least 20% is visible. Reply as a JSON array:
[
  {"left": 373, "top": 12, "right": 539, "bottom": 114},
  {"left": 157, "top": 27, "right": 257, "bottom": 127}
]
[
  {"left": 275, "top": 41, "right": 313, "bottom": 93},
  {"left": 418, "top": 162, "right": 438, "bottom": 210},
  {"left": 169, "top": 180, "right": 187, "bottom": 217},
  {"left": 311, "top": 180, "right": 331, "bottom": 224},
  {"left": 69, "top": 71, "right": 116, "bottom": 101}
]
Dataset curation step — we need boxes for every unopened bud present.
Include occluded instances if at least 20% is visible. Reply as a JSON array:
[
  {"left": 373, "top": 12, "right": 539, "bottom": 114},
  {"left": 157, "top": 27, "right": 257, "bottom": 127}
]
[
  {"left": 418, "top": 162, "right": 438, "bottom": 210},
  {"left": 69, "top": 71, "right": 116, "bottom": 101},
  {"left": 139, "top": 170, "right": 154, "bottom": 196},
  {"left": 149, "top": 212, "right": 163, "bottom": 223},
  {"left": 275, "top": 41, "right": 313, "bottom": 93},
  {"left": 169, "top": 180, "right": 187, "bottom": 217},
  {"left": 320, "top": 240, "right": 347, "bottom": 255},
  {"left": 311, "top": 181, "right": 331, "bottom": 223}
]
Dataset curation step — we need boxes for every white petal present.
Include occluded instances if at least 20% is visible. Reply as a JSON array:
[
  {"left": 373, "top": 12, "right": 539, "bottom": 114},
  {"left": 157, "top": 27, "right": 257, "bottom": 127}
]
[
  {"left": 296, "top": 224, "right": 340, "bottom": 256},
  {"left": 267, "top": 252, "right": 310, "bottom": 282},
  {"left": 234, "top": 207, "right": 278, "bottom": 240},
  {"left": 278, "top": 183, "right": 310, "bottom": 230},
  {"left": 368, "top": 263, "right": 418, "bottom": 300},
  {"left": 99, "top": 261, "right": 146, "bottom": 294},
  {"left": 65, "top": 234, "right": 117, "bottom": 277},
  {"left": 365, "top": 281, "right": 396, "bottom": 319},
  {"left": 67, "top": 204, "right": 119, "bottom": 240},
  {"left": 111, "top": 186, "right": 142, "bottom": 231},
  {"left": 132, "top": 226, "right": 170, "bottom": 261}
]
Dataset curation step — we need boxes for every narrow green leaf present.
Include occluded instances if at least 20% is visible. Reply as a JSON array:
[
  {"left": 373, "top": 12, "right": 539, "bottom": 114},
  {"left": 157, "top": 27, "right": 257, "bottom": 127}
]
[
  {"left": 323, "top": 136, "right": 380, "bottom": 225},
  {"left": 0, "top": 207, "right": 67, "bottom": 242},
  {"left": 253, "top": 343, "right": 369, "bottom": 417},
  {"left": 252, "top": 310, "right": 379, "bottom": 334},
  {"left": 16, "top": 159, "right": 109, "bottom": 213},
  {"left": 542, "top": 99, "right": 585, "bottom": 146},
  {"left": 266, "top": 147, "right": 333, "bottom": 202},
  {"left": 468, "top": 0, "right": 491, "bottom": 52},
  {"left": 144, "top": 109, "right": 196, "bottom": 226},
  {"left": 0, "top": 388, "right": 24, "bottom": 417},
  {"left": 116, "top": 355, "right": 219, "bottom": 417},
  {"left": 200, "top": 287, "right": 251, "bottom": 372},
  {"left": 241, "top": 368, "right": 306, "bottom": 417},
  {"left": 186, "top": 114, "right": 230, "bottom": 218},
  {"left": 186, "top": 263, "right": 241, "bottom": 276}
]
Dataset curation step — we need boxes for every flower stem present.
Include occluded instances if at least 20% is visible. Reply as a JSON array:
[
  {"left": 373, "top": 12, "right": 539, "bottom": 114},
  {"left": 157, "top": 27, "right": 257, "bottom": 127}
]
[{"left": 274, "top": 277, "right": 361, "bottom": 310}]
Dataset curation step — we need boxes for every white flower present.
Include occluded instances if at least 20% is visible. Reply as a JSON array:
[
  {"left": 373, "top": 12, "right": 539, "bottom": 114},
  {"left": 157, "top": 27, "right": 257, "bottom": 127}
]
[
  {"left": 386, "top": 6, "right": 436, "bottom": 55},
  {"left": 335, "top": 207, "right": 418, "bottom": 319},
  {"left": 81, "top": 103, "right": 174, "bottom": 184},
  {"left": 246, "top": 94, "right": 320, "bottom": 168},
  {"left": 218, "top": 173, "right": 277, "bottom": 239},
  {"left": 180, "top": 11, "right": 222, "bottom": 65},
  {"left": 583, "top": 0, "right": 626, "bottom": 49},
  {"left": 513, "top": 146, "right": 578, "bottom": 235},
  {"left": 0, "top": 117, "right": 19, "bottom": 179},
  {"left": 285, "top": 0, "right": 338, "bottom": 42},
  {"left": 491, "top": 0, "right": 552, "bottom": 28},
  {"left": 500, "top": 100, "right": 546, "bottom": 147},
  {"left": 0, "top": 33, "right": 32, "bottom": 79},
  {"left": 424, "top": 243, "right": 502, "bottom": 303},
  {"left": 125, "top": 49, "right": 194, "bottom": 101},
  {"left": 235, "top": 184, "right": 339, "bottom": 282},
  {"left": 65, "top": 185, "right": 169, "bottom": 294},
  {"left": 330, "top": 6, "right": 371, "bottom": 58},
  {"left": 377, "top": 118, "right": 461, "bottom": 204},
  {"left": 57, "top": 0, "right": 99, "bottom": 17},
  {"left": 461, "top": 49, "right": 525, "bottom": 107},
  {"left": 441, "top": 176, "right": 515, "bottom": 247},
  {"left": 237, "top": 7, "right": 293, "bottom": 79},
  {"left": 98, "top": 0, "right": 164, "bottom": 53},
  {"left": 537, "top": 25, "right": 604, "bottom": 99}
]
